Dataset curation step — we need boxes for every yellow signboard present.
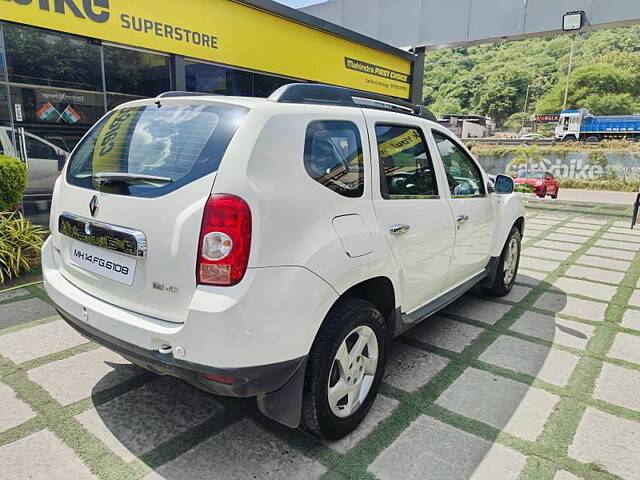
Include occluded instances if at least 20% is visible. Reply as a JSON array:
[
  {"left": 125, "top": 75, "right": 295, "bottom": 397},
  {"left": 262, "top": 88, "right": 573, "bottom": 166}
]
[
  {"left": 1, "top": 0, "right": 412, "bottom": 99},
  {"left": 378, "top": 128, "right": 423, "bottom": 159}
]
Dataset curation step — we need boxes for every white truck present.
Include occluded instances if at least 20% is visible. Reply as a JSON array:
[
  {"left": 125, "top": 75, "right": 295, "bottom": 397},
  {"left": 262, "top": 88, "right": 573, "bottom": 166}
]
[{"left": 0, "top": 127, "right": 68, "bottom": 201}]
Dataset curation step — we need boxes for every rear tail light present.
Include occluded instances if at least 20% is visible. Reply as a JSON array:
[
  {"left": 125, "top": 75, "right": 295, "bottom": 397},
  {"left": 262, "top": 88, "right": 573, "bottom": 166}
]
[{"left": 197, "top": 194, "right": 252, "bottom": 286}]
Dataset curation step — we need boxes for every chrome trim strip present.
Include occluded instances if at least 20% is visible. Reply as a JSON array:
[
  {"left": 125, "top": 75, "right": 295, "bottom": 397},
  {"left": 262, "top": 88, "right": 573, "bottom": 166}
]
[{"left": 58, "top": 212, "right": 147, "bottom": 258}]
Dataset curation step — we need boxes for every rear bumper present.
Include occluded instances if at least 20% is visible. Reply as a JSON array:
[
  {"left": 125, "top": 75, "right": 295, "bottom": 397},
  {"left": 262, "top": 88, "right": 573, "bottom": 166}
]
[
  {"left": 55, "top": 304, "right": 305, "bottom": 397},
  {"left": 41, "top": 236, "right": 338, "bottom": 397}
]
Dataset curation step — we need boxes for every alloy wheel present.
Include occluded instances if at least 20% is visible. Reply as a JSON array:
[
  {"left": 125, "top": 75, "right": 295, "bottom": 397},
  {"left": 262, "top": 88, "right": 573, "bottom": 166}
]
[
  {"left": 503, "top": 236, "right": 519, "bottom": 285},
  {"left": 327, "top": 325, "right": 379, "bottom": 418}
]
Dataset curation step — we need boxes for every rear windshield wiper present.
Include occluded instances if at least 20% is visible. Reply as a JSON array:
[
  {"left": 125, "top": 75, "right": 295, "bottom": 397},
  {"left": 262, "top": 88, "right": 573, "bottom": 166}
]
[{"left": 92, "top": 172, "right": 174, "bottom": 186}]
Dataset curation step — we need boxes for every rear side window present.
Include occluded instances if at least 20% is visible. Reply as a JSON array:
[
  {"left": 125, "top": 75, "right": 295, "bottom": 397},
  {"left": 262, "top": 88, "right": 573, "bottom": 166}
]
[
  {"left": 66, "top": 103, "right": 247, "bottom": 197},
  {"left": 304, "top": 120, "right": 364, "bottom": 198},
  {"left": 375, "top": 124, "right": 438, "bottom": 199}
]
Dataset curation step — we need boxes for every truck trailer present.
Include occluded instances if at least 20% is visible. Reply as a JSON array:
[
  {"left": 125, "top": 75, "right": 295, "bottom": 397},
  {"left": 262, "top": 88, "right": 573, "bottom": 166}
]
[{"left": 555, "top": 109, "right": 640, "bottom": 142}]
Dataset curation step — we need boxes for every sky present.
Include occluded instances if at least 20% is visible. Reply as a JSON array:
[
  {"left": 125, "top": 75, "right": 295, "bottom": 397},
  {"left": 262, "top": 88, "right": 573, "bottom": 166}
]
[{"left": 274, "top": 0, "right": 325, "bottom": 8}]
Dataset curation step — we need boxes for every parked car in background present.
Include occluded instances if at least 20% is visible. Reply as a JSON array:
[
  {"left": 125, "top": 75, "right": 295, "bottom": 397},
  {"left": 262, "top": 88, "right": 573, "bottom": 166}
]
[
  {"left": 514, "top": 170, "right": 559, "bottom": 198},
  {"left": 42, "top": 84, "right": 525, "bottom": 440},
  {"left": 518, "top": 133, "right": 548, "bottom": 140},
  {"left": 0, "top": 127, "right": 69, "bottom": 202}
]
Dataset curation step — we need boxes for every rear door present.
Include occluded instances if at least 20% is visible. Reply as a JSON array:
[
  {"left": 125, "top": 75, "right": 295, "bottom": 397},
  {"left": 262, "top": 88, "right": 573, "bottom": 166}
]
[
  {"left": 429, "top": 129, "right": 495, "bottom": 283},
  {"left": 51, "top": 100, "right": 247, "bottom": 323},
  {"left": 366, "top": 112, "right": 456, "bottom": 313}
]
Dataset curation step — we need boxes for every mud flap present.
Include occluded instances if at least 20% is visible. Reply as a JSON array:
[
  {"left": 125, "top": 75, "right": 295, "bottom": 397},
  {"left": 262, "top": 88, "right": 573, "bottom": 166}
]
[
  {"left": 480, "top": 256, "right": 500, "bottom": 288},
  {"left": 256, "top": 358, "right": 308, "bottom": 428}
]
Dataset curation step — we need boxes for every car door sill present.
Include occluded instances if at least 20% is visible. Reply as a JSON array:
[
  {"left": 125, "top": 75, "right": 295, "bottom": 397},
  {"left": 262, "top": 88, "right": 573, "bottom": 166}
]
[{"left": 393, "top": 267, "right": 491, "bottom": 337}]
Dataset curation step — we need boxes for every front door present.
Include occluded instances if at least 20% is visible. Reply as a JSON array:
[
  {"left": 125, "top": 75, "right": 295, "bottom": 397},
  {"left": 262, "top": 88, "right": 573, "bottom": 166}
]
[
  {"left": 367, "top": 115, "right": 456, "bottom": 314},
  {"left": 430, "top": 130, "right": 495, "bottom": 284}
]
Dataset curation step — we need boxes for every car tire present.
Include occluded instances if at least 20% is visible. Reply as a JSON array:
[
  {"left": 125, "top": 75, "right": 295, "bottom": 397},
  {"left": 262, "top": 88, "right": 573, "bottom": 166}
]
[
  {"left": 552, "top": 188, "right": 559, "bottom": 199},
  {"left": 540, "top": 187, "right": 547, "bottom": 198},
  {"left": 301, "top": 298, "right": 387, "bottom": 440},
  {"left": 483, "top": 227, "right": 521, "bottom": 297}
]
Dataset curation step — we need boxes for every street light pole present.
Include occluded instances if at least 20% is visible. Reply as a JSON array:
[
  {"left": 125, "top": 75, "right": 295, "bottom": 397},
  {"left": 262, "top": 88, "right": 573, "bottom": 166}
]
[
  {"left": 523, "top": 85, "right": 531, "bottom": 113},
  {"left": 562, "top": 34, "right": 576, "bottom": 111}
]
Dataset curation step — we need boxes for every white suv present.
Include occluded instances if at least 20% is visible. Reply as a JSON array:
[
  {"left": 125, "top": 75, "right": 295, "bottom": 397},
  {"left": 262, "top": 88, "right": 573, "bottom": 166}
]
[{"left": 42, "top": 84, "right": 524, "bottom": 439}]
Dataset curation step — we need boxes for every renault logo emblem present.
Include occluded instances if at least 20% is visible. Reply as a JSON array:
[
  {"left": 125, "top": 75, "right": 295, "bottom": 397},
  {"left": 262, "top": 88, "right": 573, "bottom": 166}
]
[{"left": 89, "top": 195, "right": 99, "bottom": 217}]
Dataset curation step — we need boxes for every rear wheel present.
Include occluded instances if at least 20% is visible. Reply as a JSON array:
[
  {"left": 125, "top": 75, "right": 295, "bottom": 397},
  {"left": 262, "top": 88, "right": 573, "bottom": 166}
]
[
  {"left": 302, "top": 298, "right": 386, "bottom": 439},
  {"left": 586, "top": 135, "right": 600, "bottom": 143},
  {"left": 484, "top": 227, "right": 521, "bottom": 297}
]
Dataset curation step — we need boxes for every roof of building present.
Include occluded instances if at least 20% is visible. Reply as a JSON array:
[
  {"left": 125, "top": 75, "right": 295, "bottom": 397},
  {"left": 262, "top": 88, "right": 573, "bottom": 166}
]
[{"left": 233, "top": 0, "right": 416, "bottom": 61}]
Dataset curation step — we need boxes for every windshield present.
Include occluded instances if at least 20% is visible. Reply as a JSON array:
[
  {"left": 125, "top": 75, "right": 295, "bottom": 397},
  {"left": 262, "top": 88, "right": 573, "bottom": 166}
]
[
  {"left": 517, "top": 171, "right": 546, "bottom": 179},
  {"left": 66, "top": 103, "right": 247, "bottom": 197}
]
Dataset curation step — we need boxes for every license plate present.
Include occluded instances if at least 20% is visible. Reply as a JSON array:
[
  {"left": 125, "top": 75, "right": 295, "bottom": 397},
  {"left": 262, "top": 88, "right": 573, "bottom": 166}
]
[{"left": 69, "top": 241, "right": 137, "bottom": 285}]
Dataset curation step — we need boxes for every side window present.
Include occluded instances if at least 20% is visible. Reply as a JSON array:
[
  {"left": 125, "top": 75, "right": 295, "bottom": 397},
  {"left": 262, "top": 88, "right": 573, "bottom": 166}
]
[
  {"left": 433, "top": 131, "right": 485, "bottom": 197},
  {"left": 375, "top": 124, "right": 438, "bottom": 199},
  {"left": 26, "top": 136, "right": 58, "bottom": 160},
  {"left": 304, "top": 120, "right": 364, "bottom": 198}
]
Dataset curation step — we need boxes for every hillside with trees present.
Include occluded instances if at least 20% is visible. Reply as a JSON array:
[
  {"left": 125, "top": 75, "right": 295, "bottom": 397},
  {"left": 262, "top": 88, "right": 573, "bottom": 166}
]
[{"left": 422, "top": 26, "right": 640, "bottom": 127}]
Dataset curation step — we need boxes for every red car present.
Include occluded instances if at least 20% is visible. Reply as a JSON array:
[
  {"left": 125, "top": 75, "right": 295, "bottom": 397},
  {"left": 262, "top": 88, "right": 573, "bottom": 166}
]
[{"left": 514, "top": 171, "right": 559, "bottom": 198}]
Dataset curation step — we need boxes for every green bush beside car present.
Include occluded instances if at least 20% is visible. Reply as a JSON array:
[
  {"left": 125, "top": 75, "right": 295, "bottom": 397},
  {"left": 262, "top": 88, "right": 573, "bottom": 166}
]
[
  {"left": 0, "top": 155, "right": 46, "bottom": 285},
  {"left": 0, "top": 155, "right": 27, "bottom": 212}
]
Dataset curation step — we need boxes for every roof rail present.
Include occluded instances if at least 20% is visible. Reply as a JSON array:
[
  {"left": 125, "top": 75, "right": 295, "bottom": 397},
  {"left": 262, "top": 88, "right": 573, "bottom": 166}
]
[
  {"left": 269, "top": 83, "right": 437, "bottom": 121},
  {"left": 155, "top": 91, "right": 214, "bottom": 98}
]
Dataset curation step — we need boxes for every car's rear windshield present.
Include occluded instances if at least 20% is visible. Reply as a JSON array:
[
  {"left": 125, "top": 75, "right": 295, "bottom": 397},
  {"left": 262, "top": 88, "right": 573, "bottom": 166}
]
[{"left": 66, "top": 103, "right": 247, "bottom": 197}]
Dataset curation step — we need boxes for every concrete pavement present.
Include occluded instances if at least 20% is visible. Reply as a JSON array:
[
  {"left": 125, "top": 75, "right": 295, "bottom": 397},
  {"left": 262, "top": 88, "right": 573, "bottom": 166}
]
[{"left": 0, "top": 207, "right": 639, "bottom": 480}]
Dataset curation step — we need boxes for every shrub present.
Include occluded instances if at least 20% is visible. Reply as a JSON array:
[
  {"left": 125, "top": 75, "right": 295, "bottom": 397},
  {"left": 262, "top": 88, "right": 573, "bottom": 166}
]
[
  {"left": 557, "top": 177, "right": 640, "bottom": 192},
  {"left": 0, "top": 211, "right": 47, "bottom": 284},
  {"left": 514, "top": 183, "right": 536, "bottom": 194},
  {"left": 0, "top": 156, "right": 27, "bottom": 212}
]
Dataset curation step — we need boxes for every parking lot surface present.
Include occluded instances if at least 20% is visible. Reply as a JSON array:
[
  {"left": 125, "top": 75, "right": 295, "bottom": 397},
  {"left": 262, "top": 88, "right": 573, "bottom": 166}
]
[{"left": 1, "top": 206, "right": 639, "bottom": 480}]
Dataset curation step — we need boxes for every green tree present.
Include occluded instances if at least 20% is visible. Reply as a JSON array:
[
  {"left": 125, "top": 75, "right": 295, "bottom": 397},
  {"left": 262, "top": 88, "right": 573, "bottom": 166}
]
[
  {"left": 579, "top": 93, "right": 638, "bottom": 115},
  {"left": 422, "top": 26, "right": 640, "bottom": 124},
  {"left": 504, "top": 112, "right": 531, "bottom": 133}
]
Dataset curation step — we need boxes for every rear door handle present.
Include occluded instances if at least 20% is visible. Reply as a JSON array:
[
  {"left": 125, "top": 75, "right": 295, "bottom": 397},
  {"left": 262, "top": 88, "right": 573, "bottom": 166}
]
[
  {"left": 456, "top": 214, "right": 469, "bottom": 225},
  {"left": 389, "top": 224, "right": 410, "bottom": 235}
]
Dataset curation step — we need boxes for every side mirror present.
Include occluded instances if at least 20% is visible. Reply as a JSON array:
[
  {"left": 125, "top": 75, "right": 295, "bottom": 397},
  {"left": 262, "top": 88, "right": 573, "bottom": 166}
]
[
  {"left": 57, "top": 152, "right": 67, "bottom": 172},
  {"left": 495, "top": 174, "right": 514, "bottom": 194}
]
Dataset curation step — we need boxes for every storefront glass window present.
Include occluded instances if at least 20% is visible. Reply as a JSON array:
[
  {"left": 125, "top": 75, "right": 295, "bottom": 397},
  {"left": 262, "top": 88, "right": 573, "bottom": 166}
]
[
  {"left": 4, "top": 23, "right": 102, "bottom": 92},
  {"left": 3, "top": 23, "right": 104, "bottom": 151},
  {"left": 186, "top": 61, "right": 252, "bottom": 96},
  {"left": 0, "top": 24, "right": 14, "bottom": 148},
  {"left": 104, "top": 45, "right": 171, "bottom": 109},
  {"left": 253, "top": 72, "right": 293, "bottom": 97}
]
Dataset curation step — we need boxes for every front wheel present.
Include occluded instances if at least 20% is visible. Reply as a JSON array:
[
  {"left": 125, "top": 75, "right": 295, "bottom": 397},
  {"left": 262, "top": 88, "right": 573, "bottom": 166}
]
[
  {"left": 552, "top": 187, "right": 559, "bottom": 199},
  {"left": 539, "top": 187, "right": 547, "bottom": 198},
  {"left": 302, "top": 298, "right": 386, "bottom": 439},
  {"left": 484, "top": 227, "right": 521, "bottom": 297}
]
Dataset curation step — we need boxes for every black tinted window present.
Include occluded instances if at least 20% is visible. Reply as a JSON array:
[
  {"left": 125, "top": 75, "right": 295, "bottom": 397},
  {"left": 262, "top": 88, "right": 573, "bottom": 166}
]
[
  {"left": 26, "top": 136, "right": 58, "bottom": 160},
  {"left": 375, "top": 125, "right": 437, "bottom": 199},
  {"left": 67, "top": 103, "right": 247, "bottom": 197},
  {"left": 433, "top": 131, "right": 485, "bottom": 197},
  {"left": 304, "top": 121, "right": 364, "bottom": 198}
]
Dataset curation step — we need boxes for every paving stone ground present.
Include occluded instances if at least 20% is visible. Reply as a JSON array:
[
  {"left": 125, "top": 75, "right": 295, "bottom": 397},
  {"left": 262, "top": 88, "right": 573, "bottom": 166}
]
[{"left": 0, "top": 207, "right": 639, "bottom": 480}]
